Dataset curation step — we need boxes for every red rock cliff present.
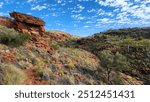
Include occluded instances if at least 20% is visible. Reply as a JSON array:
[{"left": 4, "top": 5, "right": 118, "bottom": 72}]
[
  {"left": 0, "top": 16, "right": 13, "bottom": 27},
  {"left": 0, "top": 12, "right": 45, "bottom": 36}
]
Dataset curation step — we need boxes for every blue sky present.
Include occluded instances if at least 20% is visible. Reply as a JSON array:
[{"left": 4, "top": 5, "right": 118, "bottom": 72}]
[{"left": 0, "top": 0, "right": 150, "bottom": 37}]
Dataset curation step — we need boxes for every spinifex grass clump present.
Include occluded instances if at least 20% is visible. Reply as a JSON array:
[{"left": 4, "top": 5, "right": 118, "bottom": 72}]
[{"left": 0, "top": 64, "right": 26, "bottom": 85}]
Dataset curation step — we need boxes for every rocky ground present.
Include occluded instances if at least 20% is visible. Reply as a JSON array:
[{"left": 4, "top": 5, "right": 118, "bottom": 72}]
[{"left": 0, "top": 12, "right": 149, "bottom": 85}]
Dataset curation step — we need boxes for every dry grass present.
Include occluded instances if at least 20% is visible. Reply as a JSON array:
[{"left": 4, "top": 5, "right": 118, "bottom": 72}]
[
  {"left": 0, "top": 64, "right": 26, "bottom": 84},
  {"left": 58, "top": 48, "right": 100, "bottom": 71}
]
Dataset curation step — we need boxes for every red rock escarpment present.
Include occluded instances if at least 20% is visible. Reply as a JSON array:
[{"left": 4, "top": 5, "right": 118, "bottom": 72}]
[
  {"left": 0, "top": 12, "right": 45, "bottom": 36},
  {"left": 10, "top": 12, "right": 45, "bottom": 35},
  {"left": 0, "top": 16, "right": 13, "bottom": 27}
]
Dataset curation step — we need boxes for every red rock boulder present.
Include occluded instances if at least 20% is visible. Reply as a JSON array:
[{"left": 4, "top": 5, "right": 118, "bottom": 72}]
[
  {"left": 9, "top": 12, "right": 45, "bottom": 35},
  {"left": 10, "top": 12, "right": 45, "bottom": 26}
]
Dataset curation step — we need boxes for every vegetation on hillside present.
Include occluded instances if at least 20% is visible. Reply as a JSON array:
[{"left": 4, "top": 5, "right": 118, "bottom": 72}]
[
  {"left": 0, "top": 25, "right": 149, "bottom": 85},
  {"left": 0, "top": 25, "right": 30, "bottom": 47},
  {"left": 75, "top": 28, "right": 150, "bottom": 84},
  {"left": 0, "top": 63, "right": 26, "bottom": 84},
  {"left": 98, "top": 50, "right": 129, "bottom": 84}
]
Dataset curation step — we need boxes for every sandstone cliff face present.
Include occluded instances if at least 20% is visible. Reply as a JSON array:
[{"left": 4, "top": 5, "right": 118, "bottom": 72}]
[
  {"left": 0, "top": 16, "right": 13, "bottom": 27},
  {"left": 0, "top": 12, "right": 45, "bottom": 35},
  {"left": 10, "top": 12, "right": 45, "bottom": 26},
  {"left": 10, "top": 12, "right": 45, "bottom": 35}
]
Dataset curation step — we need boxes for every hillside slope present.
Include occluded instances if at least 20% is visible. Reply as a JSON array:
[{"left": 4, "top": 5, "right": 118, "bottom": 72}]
[
  {"left": 0, "top": 25, "right": 102, "bottom": 85},
  {"left": 0, "top": 12, "right": 149, "bottom": 85},
  {"left": 0, "top": 24, "right": 148, "bottom": 85},
  {"left": 75, "top": 28, "right": 150, "bottom": 84}
]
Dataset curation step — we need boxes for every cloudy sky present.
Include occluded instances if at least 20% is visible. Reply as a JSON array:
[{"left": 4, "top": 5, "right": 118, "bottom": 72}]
[{"left": 0, "top": 0, "right": 150, "bottom": 36}]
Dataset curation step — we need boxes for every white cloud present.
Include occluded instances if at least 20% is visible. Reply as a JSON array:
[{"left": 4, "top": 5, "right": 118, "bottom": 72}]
[
  {"left": 86, "top": 21, "right": 93, "bottom": 24},
  {"left": 84, "top": 25, "right": 91, "bottom": 28},
  {"left": 96, "top": 0, "right": 128, "bottom": 7},
  {"left": 27, "top": 0, "right": 33, "bottom": 3},
  {"left": 97, "top": 18, "right": 115, "bottom": 24},
  {"left": 96, "top": 8, "right": 114, "bottom": 17},
  {"left": 67, "top": 0, "right": 73, "bottom": 3},
  {"left": 98, "top": 18, "right": 109, "bottom": 22},
  {"left": 95, "top": 0, "right": 150, "bottom": 25},
  {"left": 56, "top": 0, "right": 63, "bottom": 4},
  {"left": 71, "top": 14, "right": 85, "bottom": 20},
  {"left": 0, "top": 2, "right": 4, "bottom": 8},
  {"left": 113, "top": 8, "right": 120, "bottom": 12},
  {"left": 31, "top": 5, "right": 47, "bottom": 11},
  {"left": 51, "top": 13, "right": 58, "bottom": 17},
  {"left": 72, "top": 4, "right": 85, "bottom": 13},
  {"left": 87, "top": 9, "right": 96, "bottom": 13},
  {"left": 78, "top": 0, "right": 93, "bottom": 2}
]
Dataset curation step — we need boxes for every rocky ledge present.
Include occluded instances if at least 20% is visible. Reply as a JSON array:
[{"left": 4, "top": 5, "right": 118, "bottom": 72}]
[{"left": 0, "top": 12, "right": 45, "bottom": 36}]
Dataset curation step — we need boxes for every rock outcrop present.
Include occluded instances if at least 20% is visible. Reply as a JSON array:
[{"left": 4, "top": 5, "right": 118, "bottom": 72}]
[
  {"left": 0, "top": 16, "right": 13, "bottom": 27},
  {"left": 10, "top": 12, "right": 45, "bottom": 26},
  {"left": 0, "top": 52, "right": 16, "bottom": 63},
  {"left": 0, "top": 12, "right": 45, "bottom": 36},
  {"left": 10, "top": 12, "right": 45, "bottom": 35}
]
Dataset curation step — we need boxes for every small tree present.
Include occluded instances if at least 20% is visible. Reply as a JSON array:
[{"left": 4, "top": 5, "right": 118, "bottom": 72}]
[
  {"left": 98, "top": 50, "right": 129, "bottom": 84},
  {"left": 123, "top": 37, "right": 135, "bottom": 52}
]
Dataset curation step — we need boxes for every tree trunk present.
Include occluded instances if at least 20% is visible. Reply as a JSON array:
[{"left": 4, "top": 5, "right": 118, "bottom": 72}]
[
  {"left": 127, "top": 45, "right": 130, "bottom": 52},
  {"left": 107, "top": 68, "right": 111, "bottom": 84}
]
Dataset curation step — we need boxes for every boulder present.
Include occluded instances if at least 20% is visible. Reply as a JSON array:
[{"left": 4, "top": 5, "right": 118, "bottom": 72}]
[
  {"left": 10, "top": 12, "right": 45, "bottom": 26},
  {"left": 9, "top": 12, "right": 45, "bottom": 35},
  {"left": 0, "top": 12, "right": 46, "bottom": 36}
]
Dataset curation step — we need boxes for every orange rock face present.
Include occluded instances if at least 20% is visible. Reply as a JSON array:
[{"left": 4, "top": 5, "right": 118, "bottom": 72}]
[
  {"left": 0, "top": 16, "right": 13, "bottom": 27},
  {"left": 0, "top": 52, "right": 16, "bottom": 63},
  {"left": 10, "top": 12, "right": 45, "bottom": 35},
  {"left": 0, "top": 12, "right": 45, "bottom": 36},
  {"left": 35, "top": 38, "right": 49, "bottom": 48},
  {"left": 10, "top": 12, "right": 45, "bottom": 26}
]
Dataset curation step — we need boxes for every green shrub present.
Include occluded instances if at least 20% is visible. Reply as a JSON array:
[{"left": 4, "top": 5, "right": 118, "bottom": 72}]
[
  {"left": 0, "top": 26, "right": 30, "bottom": 47},
  {"left": 34, "top": 58, "right": 52, "bottom": 78},
  {"left": 49, "top": 40, "right": 60, "bottom": 50},
  {"left": 138, "top": 39, "right": 150, "bottom": 50},
  {"left": 98, "top": 50, "right": 129, "bottom": 84},
  {"left": 122, "top": 37, "right": 150, "bottom": 50},
  {"left": 34, "top": 65, "right": 52, "bottom": 81},
  {"left": 35, "top": 66, "right": 43, "bottom": 77}
]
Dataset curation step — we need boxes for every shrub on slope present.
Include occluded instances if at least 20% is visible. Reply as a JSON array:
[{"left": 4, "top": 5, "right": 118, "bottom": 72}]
[{"left": 0, "top": 25, "right": 30, "bottom": 47}]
